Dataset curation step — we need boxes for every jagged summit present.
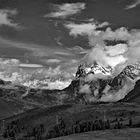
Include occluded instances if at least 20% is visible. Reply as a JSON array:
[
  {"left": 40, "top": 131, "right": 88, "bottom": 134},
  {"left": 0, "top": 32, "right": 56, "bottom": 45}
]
[
  {"left": 75, "top": 62, "right": 112, "bottom": 79},
  {"left": 75, "top": 62, "right": 140, "bottom": 80}
]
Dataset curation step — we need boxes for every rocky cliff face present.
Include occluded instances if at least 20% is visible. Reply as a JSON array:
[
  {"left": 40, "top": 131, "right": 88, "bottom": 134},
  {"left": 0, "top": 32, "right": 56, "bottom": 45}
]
[
  {"left": 119, "top": 79, "right": 140, "bottom": 103},
  {"left": 64, "top": 63, "right": 140, "bottom": 103}
]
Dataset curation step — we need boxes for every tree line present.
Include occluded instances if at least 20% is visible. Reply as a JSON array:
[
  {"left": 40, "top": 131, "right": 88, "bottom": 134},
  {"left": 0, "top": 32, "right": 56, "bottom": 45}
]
[{"left": 1, "top": 112, "right": 140, "bottom": 140}]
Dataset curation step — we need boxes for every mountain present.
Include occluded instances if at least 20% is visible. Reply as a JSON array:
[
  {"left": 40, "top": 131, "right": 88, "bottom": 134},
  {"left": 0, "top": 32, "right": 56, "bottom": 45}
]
[{"left": 63, "top": 63, "right": 140, "bottom": 103}]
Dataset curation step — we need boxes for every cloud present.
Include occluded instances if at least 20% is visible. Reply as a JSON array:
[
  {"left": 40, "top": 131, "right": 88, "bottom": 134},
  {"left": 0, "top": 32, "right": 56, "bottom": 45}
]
[
  {"left": 46, "top": 59, "right": 61, "bottom": 63},
  {"left": 87, "top": 27, "right": 131, "bottom": 47},
  {"left": 54, "top": 37, "right": 63, "bottom": 46},
  {"left": 0, "top": 58, "right": 73, "bottom": 89},
  {"left": 65, "top": 21, "right": 109, "bottom": 37},
  {"left": 0, "top": 58, "right": 44, "bottom": 72},
  {"left": 54, "top": 51, "right": 73, "bottom": 56},
  {"left": 0, "top": 37, "right": 75, "bottom": 65},
  {"left": 105, "top": 44, "right": 128, "bottom": 56},
  {"left": 65, "top": 18, "right": 140, "bottom": 77},
  {"left": 45, "top": 2, "right": 86, "bottom": 18},
  {"left": 125, "top": 0, "right": 140, "bottom": 9},
  {"left": 0, "top": 37, "right": 80, "bottom": 84},
  {"left": 79, "top": 84, "right": 91, "bottom": 94},
  {"left": 0, "top": 58, "right": 19, "bottom": 72},
  {"left": 68, "top": 45, "right": 84, "bottom": 51},
  {"left": 19, "top": 63, "right": 43, "bottom": 68},
  {"left": 99, "top": 27, "right": 130, "bottom": 41},
  {"left": 20, "top": 65, "right": 73, "bottom": 89},
  {"left": 65, "top": 20, "right": 140, "bottom": 74},
  {"left": 0, "top": 9, "right": 18, "bottom": 28},
  {"left": 66, "top": 24, "right": 140, "bottom": 76},
  {"left": 45, "top": 80, "right": 71, "bottom": 90},
  {"left": 68, "top": 46, "right": 88, "bottom": 55},
  {"left": 86, "top": 44, "right": 127, "bottom": 69}
]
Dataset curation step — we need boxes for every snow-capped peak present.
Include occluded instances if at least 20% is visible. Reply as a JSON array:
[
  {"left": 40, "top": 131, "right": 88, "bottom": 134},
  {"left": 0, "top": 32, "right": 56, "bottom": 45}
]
[{"left": 85, "top": 63, "right": 112, "bottom": 76}]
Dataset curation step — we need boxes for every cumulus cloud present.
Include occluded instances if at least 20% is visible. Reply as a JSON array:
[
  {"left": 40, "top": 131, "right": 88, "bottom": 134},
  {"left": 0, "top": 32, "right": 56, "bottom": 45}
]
[
  {"left": 125, "top": 0, "right": 140, "bottom": 9},
  {"left": 65, "top": 21, "right": 109, "bottom": 37},
  {"left": 88, "top": 27, "right": 131, "bottom": 47},
  {"left": 0, "top": 9, "right": 18, "bottom": 28},
  {"left": 100, "top": 27, "right": 130, "bottom": 41},
  {"left": 105, "top": 44, "right": 128, "bottom": 56},
  {"left": 90, "top": 27, "right": 140, "bottom": 68},
  {"left": 45, "top": 2, "right": 86, "bottom": 18},
  {"left": 65, "top": 23, "right": 98, "bottom": 37},
  {"left": 86, "top": 44, "right": 127, "bottom": 69}
]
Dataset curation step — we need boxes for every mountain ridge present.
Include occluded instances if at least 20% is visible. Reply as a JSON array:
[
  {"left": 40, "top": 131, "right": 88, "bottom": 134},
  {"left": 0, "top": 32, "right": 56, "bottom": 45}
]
[{"left": 0, "top": 63, "right": 140, "bottom": 105}]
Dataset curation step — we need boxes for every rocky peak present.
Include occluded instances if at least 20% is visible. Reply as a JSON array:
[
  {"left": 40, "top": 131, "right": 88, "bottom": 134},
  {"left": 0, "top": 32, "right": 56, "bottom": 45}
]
[
  {"left": 76, "top": 62, "right": 112, "bottom": 79},
  {"left": 121, "top": 63, "right": 140, "bottom": 80}
]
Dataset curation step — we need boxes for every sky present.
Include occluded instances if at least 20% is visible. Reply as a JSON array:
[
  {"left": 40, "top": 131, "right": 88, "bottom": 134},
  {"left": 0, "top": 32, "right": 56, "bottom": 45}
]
[{"left": 0, "top": 0, "right": 140, "bottom": 89}]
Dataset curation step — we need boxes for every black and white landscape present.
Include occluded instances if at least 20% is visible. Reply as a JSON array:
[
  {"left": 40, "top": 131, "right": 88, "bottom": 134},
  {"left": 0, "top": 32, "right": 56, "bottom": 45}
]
[{"left": 0, "top": 0, "right": 140, "bottom": 140}]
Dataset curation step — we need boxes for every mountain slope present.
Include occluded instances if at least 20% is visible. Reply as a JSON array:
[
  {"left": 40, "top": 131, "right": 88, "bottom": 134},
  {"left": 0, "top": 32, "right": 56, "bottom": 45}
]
[
  {"left": 0, "top": 98, "right": 24, "bottom": 120},
  {"left": 120, "top": 79, "right": 140, "bottom": 103}
]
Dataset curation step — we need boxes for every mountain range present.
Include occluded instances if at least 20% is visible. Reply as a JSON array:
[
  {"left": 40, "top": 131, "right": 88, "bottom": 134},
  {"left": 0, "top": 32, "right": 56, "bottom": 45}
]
[{"left": 0, "top": 62, "right": 140, "bottom": 106}]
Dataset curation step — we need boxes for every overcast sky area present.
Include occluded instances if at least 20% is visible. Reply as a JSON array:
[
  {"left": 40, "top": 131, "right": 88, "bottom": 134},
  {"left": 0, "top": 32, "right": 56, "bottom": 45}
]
[{"left": 0, "top": 0, "right": 140, "bottom": 89}]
